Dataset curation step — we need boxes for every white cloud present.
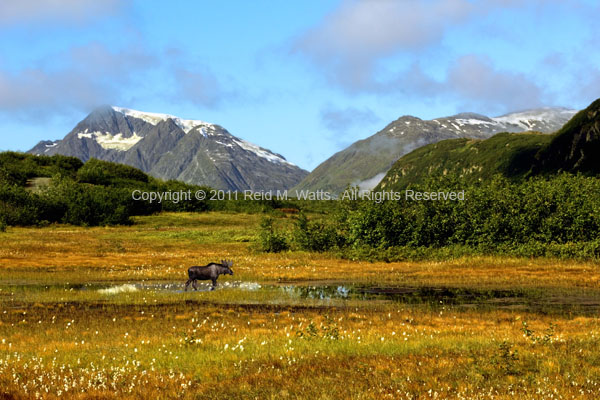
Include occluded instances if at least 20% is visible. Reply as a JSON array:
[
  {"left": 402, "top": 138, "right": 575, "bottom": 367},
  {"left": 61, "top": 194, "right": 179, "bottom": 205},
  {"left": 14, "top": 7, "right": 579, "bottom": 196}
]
[
  {"left": 293, "top": 0, "right": 474, "bottom": 90},
  {"left": 0, "top": 0, "right": 127, "bottom": 25},
  {"left": 320, "top": 105, "right": 380, "bottom": 148},
  {"left": 0, "top": 41, "right": 242, "bottom": 119},
  {"left": 446, "top": 55, "right": 544, "bottom": 112},
  {"left": 292, "top": 0, "right": 587, "bottom": 112},
  {"left": 0, "top": 42, "right": 157, "bottom": 118},
  {"left": 172, "top": 67, "right": 233, "bottom": 108},
  {"left": 296, "top": 0, "right": 472, "bottom": 58},
  {"left": 354, "top": 56, "right": 545, "bottom": 114},
  {"left": 321, "top": 105, "right": 379, "bottom": 133},
  {"left": 355, "top": 172, "right": 387, "bottom": 191}
]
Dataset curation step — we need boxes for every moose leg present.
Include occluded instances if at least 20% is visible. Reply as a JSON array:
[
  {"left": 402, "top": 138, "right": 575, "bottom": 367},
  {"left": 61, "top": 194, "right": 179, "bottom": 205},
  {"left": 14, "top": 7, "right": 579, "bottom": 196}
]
[
  {"left": 211, "top": 279, "right": 217, "bottom": 290},
  {"left": 184, "top": 279, "right": 192, "bottom": 291},
  {"left": 192, "top": 280, "right": 198, "bottom": 291}
]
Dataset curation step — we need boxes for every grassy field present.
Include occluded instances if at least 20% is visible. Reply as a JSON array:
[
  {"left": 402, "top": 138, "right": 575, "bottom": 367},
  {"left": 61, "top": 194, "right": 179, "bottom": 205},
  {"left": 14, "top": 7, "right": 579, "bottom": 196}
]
[{"left": 1, "top": 212, "right": 600, "bottom": 399}]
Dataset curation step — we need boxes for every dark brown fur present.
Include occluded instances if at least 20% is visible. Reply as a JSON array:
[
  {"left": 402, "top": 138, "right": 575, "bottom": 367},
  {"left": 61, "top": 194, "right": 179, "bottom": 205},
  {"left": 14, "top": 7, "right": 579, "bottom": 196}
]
[{"left": 185, "top": 260, "right": 233, "bottom": 291}]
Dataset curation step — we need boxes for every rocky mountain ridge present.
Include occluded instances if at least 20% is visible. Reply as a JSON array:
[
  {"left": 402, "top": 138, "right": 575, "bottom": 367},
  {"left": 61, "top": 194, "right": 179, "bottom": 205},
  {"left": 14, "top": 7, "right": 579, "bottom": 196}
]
[
  {"left": 29, "top": 106, "right": 308, "bottom": 191},
  {"left": 292, "top": 108, "right": 577, "bottom": 194}
]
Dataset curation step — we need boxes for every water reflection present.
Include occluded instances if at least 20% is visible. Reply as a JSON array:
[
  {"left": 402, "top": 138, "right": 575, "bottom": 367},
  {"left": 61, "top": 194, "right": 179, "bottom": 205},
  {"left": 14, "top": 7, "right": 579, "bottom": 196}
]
[{"left": 280, "top": 285, "right": 527, "bottom": 304}]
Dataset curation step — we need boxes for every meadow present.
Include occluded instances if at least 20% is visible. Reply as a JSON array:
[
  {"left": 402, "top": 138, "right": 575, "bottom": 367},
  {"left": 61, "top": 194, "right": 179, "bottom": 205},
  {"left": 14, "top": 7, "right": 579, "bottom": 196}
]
[{"left": 1, "top": 212, "right": 600, "bottom": 399}]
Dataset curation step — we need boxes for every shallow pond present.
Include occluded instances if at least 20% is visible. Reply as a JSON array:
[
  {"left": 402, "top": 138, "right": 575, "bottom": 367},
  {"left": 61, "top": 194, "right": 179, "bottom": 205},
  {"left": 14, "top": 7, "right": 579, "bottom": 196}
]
[{"left": 3, "top": 280, "right": 600, "bottom": 314}]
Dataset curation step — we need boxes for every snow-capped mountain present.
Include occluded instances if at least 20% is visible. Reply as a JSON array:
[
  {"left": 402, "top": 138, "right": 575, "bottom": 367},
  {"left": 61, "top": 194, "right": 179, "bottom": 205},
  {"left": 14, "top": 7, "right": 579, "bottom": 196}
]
[
  {"left": 292, "top": 108, "right": 578, "bottom": 194},
  {"left": 29, "top": 106, "right": 308, "bottom": 191},
  {"left": 431, "top": 108, "right": 578, "bottom": 135}
]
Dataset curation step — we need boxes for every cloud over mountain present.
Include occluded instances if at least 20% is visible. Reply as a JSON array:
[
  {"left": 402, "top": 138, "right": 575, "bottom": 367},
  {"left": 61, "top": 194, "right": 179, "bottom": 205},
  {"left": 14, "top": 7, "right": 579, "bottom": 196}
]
[{"left": 291, "top": 0, "right": 589, "bottom": 114}]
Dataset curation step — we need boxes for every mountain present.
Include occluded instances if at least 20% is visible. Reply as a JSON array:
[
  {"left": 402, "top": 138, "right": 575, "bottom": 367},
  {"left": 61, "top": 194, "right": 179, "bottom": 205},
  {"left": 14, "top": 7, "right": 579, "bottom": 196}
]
[
  {"left": 376, "top": 132, "right": 554, "bottom": 190},
  {"left": 28, "top": 106, "right": 308, "bottom": 191},
  {"left": 377, "top": 98, "right": 600, "bottom": 191},
  {"left": 292, "top": 108, "right": 577, "bottom": 194},
  {"left": 532, "top": 99, "right": 600, "bottom": 174}
]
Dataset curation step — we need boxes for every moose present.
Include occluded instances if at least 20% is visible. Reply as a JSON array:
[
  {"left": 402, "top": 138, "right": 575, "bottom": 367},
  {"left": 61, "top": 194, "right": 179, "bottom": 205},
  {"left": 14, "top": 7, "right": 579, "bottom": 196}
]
[{"left": 185, "top": 260, "right": 233, "bottom": 291}]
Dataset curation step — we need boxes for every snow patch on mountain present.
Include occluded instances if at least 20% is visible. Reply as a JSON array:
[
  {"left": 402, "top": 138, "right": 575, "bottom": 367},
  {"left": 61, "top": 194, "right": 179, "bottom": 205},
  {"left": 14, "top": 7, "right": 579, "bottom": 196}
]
[
  {"left": 111, "top": 106, "right": 213, "bottom": 134},
  {"left": 455, "top": 118, "right": 496, "bottom": 126},
  {"left": 446, "top": 108, "right": 578, "bottom": 132},
  {"left": 492, "top": 108, "right": 578, "bottom": 130},
  {"left": 43, "top": 141, "right": 60, "bottom": 153},
  {"left": 77, "top": 131, "right": 143, "bottom": 151},
  {"left": 233, "top": 139, "right": 296, "bottom": 166}
]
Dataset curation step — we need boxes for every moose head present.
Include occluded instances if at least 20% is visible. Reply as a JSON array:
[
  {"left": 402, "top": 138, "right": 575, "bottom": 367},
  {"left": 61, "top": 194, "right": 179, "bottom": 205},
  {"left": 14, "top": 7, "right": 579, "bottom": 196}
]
[{"left": 221, "top": 260, "right": 234, "bottom": 275}]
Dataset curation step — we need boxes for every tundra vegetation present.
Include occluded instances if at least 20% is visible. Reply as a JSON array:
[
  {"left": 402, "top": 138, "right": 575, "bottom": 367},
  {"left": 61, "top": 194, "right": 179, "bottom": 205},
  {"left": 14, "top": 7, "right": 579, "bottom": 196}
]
[
  {"left": 1, "top": 146, "right": 600, "bottom": 397},
  {"left": 1, "top": 211, "right": 600, "bottom": 399}
]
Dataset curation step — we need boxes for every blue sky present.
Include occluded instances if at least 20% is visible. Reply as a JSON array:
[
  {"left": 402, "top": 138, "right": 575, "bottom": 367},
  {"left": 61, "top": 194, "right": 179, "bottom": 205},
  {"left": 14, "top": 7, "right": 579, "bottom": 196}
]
[{"left": 1, "top": 0, "right": 599, "bottom": 170}]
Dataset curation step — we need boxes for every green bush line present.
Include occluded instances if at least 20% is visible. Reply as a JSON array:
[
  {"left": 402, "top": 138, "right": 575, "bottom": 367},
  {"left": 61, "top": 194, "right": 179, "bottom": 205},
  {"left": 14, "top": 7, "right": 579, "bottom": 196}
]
[
  {"left": 260, "top": 173, "right": 600, "bottom": 260},
  {"left": 0, "top": 152, "right": 302, "bottom": 227},
  {"left": 3, "top": 152, "right": 599, "bottom": 263}
]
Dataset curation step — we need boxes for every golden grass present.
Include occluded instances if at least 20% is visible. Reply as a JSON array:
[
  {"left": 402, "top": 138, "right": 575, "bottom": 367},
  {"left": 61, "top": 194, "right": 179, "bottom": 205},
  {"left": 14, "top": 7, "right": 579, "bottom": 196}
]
[
  {"left": 2, "top": 299, "right": 600, "bottom": 399},
  {"left": 0, "top": 212, "right": 598, "bottom": 289},
  {"left": 1, "top": 212, "right": 600, "bottom": 399}
]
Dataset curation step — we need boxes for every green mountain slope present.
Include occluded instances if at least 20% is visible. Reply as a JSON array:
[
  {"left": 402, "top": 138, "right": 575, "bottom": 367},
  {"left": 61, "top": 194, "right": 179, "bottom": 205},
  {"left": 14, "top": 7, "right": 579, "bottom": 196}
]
[
  {"left": 533, "top": 99, "right": 600, "bottom": 174},
  {"left": 377, "top": 98, "right": 600, "bottom": 191},
  {"left": 377, "top": 132, "right": 552, "bottom": 190}
]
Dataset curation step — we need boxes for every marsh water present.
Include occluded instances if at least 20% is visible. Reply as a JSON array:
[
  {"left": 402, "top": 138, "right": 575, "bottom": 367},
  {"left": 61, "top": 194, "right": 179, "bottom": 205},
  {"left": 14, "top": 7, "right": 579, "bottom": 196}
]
[{"left": 4, "top": 280, "right": 600, "bottom": 315}]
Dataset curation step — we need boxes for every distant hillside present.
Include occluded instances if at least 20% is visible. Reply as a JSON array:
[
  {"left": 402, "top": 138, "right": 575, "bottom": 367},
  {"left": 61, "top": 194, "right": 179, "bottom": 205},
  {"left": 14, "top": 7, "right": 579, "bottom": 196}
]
[
  {"left": 293, "top": 108, "right": 576, "bottom": 194},
  {"left": 377, "top": 98, "right": 600, "bottom": 191}
]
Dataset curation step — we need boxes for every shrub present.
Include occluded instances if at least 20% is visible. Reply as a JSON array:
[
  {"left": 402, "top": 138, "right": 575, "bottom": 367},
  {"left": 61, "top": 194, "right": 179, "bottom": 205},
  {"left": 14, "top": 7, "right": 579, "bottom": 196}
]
[
  {"left": 77, "top": 158, "right": 149, "bottom": 186},
  {"left": 155, "top": 180, "right": 210, "bottom": 213},
  {"left": 259, "top": 217, "right": 289, "bottom": 252},
  {"left": 320, "top": 173, "right": 600, "bottom": 260},
  {"left": 0, "top": 152, "right": 83, "bottom": 183},
  {"left": 0, "top": 165, "right": 26, "bottom": 186},
  {"left": 346, "top": 200, "right": 411, "bottom": 248},
  {"left": 292, "top": 213, "right": 340, "bottom": 252},
  {"left": 0, "top": 184, "right": 42, "bottom": 225},
  {"left": 42, "top": 179, "right": 133, "bottom": 226}
]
